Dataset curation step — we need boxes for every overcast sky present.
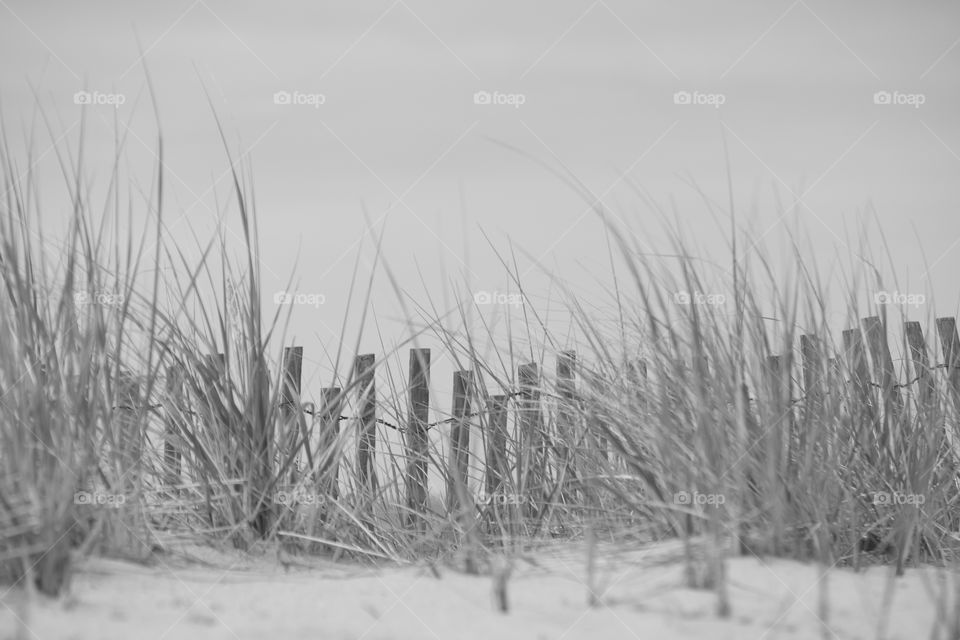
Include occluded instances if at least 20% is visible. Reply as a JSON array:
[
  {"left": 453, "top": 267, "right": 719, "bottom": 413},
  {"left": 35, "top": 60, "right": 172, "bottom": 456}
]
[{"left": 2, "top": 0, "right": 959, "bottom": 404}]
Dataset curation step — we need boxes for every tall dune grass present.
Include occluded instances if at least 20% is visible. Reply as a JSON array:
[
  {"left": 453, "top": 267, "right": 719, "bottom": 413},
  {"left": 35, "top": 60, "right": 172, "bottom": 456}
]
[{"left": 1, "top": 105, "right": 959, "bottom": 625}]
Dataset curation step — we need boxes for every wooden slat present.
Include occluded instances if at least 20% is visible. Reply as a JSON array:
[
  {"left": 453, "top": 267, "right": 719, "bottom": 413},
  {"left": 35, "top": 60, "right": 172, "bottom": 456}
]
[
  {"left": 517, "top": 363, "right": 543, "bottom": 518},
  {"left": 447, "top": 370, "right": 473, "bottom": 514},
  {"left": 405, "top": 349, "right": 431, "bottom": 530},
  {"left": 354, "top": 354, "right": 377, "bottom": 492}
]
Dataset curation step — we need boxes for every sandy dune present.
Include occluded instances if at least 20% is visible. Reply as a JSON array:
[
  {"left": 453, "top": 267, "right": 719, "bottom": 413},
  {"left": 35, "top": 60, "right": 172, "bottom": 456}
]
[{"left": 1, "top": 541, "right": 953, "bottom": 640}]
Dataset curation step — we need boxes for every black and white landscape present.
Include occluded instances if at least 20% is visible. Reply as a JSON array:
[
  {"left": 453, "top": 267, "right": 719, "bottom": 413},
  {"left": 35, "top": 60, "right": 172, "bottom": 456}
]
[{"left": 1, "top": 2, "right": 959, "bottom": 638}]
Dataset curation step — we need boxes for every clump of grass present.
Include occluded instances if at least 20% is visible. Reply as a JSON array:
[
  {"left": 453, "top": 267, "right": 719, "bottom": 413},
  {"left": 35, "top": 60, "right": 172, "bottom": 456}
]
[
  {"left": 554, "top": 212, "right": 960, "bottom": 617},
  {"left": 3, "top": 93, "right": 959, "bottom": 625},
  {"left": 0, "top": 105, "right": 171, "bottom": 592}
]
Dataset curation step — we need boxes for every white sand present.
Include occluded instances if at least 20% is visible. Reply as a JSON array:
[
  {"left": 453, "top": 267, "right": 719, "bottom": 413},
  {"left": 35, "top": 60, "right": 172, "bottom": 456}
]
[{"left": 1, "top": 541, "right": 954, "bottom": 640}]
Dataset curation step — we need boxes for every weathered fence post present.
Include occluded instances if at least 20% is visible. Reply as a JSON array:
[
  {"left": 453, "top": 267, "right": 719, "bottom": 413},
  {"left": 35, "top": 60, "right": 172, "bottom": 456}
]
[
  {"left": 936, "top": 317, "right": 960, "bottom": 414},
  {"left": 484, "top": 394, "right": 511, "bottom": 530},
  {"left": 842, "top": 328, "right": 878, "bottom": 462},
  {"left": 241, "top": 351, "right": 275, "bottom": 539},
  {"left": 405, "top": 348, "right": 431, "bottom": 531},
  {"left": 204, "top": 352, "right": 226, "bottom": 381},
  {"left": 800, "top": 334, "right": 824, "bottom": 455},
  {"left": 447, "top": 370, "right": 473, "bottom": 514},
  {"left": 163, "top": 364, "right": 184, "bottom": 485},
  {"left": 763, "top": 354, "right": 793, "bottom": 457},
  {"left": 116, "top": 370, "right": 143, "bottom": 482},
  {"left": 904, "top": 320, "right": 943, "bottom": 520},
  {"left": 556, "top": 351, "right": 578, "bottom": 504},
  {"left": 862, "top": 316, "right": 903, "bottom": 452},
  {"left": 905, "top": 322, "right": 936, "bottom": 406},
  {"left": 761, "top": 353, "right": 790, "bottom": 555},
  {"left": 354, "top": 354, "right": 378, "bottom": 493},
  {"left": 517, "top": 363, "right": 543, "bottom": 518},
  {"left": 800, "top": 335, "right": 824, "bottom": 404},
  {"left": 280, "top": 347, "right": 303, "bottom": 421},
  {"left": 112, "top": 369, "right": 148, "bottom": 555},
  {"left": 828, "top": 357, "right": 842, "bottom": 386},
  {"left": 317, "top": 387, "right": 342, "bottom": 516},
  {"left": 280, "top": 346, "right": 304, "bottom": 482},
  {"left": 201, "top": 351, "right": 227, "bottom": 473}
]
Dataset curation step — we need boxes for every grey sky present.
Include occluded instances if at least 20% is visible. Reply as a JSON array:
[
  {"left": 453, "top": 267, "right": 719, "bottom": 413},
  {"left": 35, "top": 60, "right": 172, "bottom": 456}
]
[{"left": 2, "top": 0, "right": 959, "bottom": 402}]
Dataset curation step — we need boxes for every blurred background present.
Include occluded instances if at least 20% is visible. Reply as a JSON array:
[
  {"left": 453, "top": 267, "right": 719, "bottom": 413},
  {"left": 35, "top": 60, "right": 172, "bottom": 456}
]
[{"left": 2, "top": 0, "right": 958, "bottom": 408}]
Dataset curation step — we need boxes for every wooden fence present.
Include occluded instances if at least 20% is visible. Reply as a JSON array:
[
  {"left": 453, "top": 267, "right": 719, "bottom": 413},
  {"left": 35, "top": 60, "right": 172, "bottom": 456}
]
[{"left": 157, "top": 314, "right": 960, "bottom": 529}]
